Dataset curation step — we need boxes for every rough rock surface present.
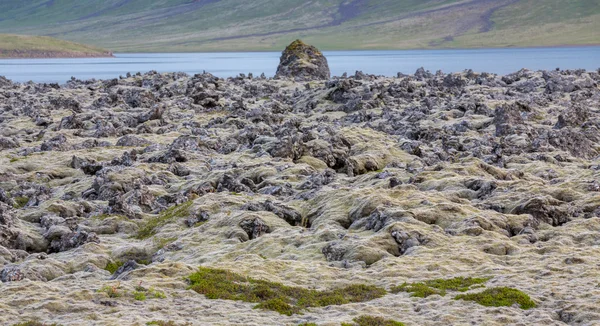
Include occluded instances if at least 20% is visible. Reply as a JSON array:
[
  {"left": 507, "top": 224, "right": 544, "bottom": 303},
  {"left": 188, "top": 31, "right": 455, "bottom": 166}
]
[
  {"left": 0, "top": 66, "right": 599, "bottom": 325},
  {"left": 275, "top": 40, "right": 330, "bottom": 81}
]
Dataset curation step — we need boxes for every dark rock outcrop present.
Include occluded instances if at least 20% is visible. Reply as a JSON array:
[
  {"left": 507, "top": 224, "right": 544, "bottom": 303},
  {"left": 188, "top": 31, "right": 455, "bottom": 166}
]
[{"left": 275, "top": 40, "right": 330, "bottom": 81}]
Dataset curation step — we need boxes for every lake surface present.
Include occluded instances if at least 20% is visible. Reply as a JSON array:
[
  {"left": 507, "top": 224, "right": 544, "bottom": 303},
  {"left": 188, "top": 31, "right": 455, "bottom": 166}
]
[{"left": 1, "top": 47, "right": 598, "bottom": 83}]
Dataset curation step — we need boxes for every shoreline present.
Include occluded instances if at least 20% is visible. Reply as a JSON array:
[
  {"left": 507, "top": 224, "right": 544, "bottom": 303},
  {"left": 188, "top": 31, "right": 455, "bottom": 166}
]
[{"left": 0, "top": 51, "right": 114, "bottom": 59}]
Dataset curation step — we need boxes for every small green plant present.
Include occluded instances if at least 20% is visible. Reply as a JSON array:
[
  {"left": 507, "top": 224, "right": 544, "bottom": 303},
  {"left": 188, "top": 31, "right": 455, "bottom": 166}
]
[
  {"left": 342, "top": 315, "right": 405, "bottom": 326},
  {"left": 104, "top": 261, "right": 124, "bottom": 274},
  {"left": 136, "top": 200, "right": 193, "bottom": 239},
  {"left": 149, "top": 287, "right": 167, "bottom": 299},
  {"left": 133, "top": 282, "right": 166, "bottom": 300},
  {"left": 187, "top": 267, "right": 387, "bottom": 315},
  {"left": 134, "top": 291, "right": 147, "bottom": 301},
  {"left": 13, "top": 196, "right": 29, "bottom": 208},
  {"left": 391, "top": 277, "right": 490, "bottom": 298},
  {"left": 454, "top": 287, "right": 536, "bottom": 309},
  {"left": 98, "top": 282, "right": 123, "bottom": 298},
  {"left": 297, "top": 323, "right": 317, "bottom": 326}
]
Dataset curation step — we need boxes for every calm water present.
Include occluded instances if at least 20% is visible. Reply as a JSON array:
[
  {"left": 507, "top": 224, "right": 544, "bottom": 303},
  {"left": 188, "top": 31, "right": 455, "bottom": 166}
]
[{"left": 0, "top": 47, "right": 598, "bottom": 83}]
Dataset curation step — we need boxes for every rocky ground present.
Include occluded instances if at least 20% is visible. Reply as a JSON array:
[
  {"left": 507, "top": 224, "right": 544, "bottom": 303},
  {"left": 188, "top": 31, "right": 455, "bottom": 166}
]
[{"left": 0, "top": 64, "right": 600, "bottom": 326}]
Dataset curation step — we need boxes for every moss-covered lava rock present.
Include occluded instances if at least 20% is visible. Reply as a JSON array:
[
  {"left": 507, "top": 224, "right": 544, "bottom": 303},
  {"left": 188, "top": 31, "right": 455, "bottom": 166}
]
[{"left": 275, "top": 39, "right": 330, "bottom": 81}]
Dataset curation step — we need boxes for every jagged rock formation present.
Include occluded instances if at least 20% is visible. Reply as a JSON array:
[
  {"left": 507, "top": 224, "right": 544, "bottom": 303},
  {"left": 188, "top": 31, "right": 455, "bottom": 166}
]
[
  {"left": 0, "top": 67, "right": 599, "bottom": 325},
  {"left": 275, "top": 40, "right": 330, "bottom": 81}
]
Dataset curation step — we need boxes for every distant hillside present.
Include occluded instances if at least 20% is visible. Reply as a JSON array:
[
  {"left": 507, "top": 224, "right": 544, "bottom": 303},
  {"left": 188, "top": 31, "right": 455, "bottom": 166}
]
[
  {"left": 0, "top": 34, "right": 113, "bottom": 58},
  {"left": 0, "top": 0, "right": 597, "bottom": 52}
]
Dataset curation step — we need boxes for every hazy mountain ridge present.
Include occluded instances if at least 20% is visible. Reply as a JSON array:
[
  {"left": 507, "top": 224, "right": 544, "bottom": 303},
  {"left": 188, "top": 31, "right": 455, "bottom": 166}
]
[{"left": 0, "top": 0, "right": 597, "bottom": 51}]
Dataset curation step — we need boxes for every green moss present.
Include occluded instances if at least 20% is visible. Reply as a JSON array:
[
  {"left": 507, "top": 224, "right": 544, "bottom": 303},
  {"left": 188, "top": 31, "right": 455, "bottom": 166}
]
[
  {"left": 187, "top": 267, "right": 387, "bottom": 315},
  {"left": 391, "top": 277, "right": 490, "bottom": 298},
  {"left": 392, "top": 282, "right": 444, "bottom": 298},
  {"left": 134, "top": 291, "right": 147, "bottom": 301},
  {"left": 149, "top": 287, "right": 167, "bottom": 299},
  {"left": 146, "top": 321, "right": 192, "bottom": 326},
  {"left": 454, "top": 287, "right": 536, "bottom": 309},
  {"left": 13, "top": 196, "right": 29, "bottom": 208},
  {"left": 298, "top": 323, "right": 318, "bottom": 326},
  {"left": 285, "top": 39, "right": 321, "bottom": 59},
  {"left": 12, "top": 322, "right": 62, "bottom": 326},
  {"left": 98, "top": 284, "right": 123, "bottom": 298},
  {"left": 136, "top": 200, "right": 193, "bottom": 239},
  {"left": 104, "top": 261, "right": 124, "bottom": 274},
  {"left": 350, "top": 316, "right": 405, "bottom": 326},
  {"left": 254, "top": 298, "right": 297, "bottom": 316},
  {"left": 133, "top": 285, "right": 166, "bottom": 300}
]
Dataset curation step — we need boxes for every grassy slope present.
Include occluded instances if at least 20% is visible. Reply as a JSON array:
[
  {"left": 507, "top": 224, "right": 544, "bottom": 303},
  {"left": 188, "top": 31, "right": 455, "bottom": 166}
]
[
  {"left": 0, "top": 34, "right": 112, "bottom": 58},
  {"left": 0, "top": 0, "right": 597, "bottom": 52}
]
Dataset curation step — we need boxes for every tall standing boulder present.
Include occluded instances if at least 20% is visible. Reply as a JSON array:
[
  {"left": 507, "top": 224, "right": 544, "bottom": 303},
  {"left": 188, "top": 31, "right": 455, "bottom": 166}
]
[{"left": 275, "top": 40, "right": 330, "bottom": 81}]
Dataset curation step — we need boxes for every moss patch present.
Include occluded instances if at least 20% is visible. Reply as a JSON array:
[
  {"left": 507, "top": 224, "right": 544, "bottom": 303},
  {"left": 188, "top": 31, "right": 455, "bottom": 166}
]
[
  {"left": 346, "top": 315, "right": 405, "bottom": 326},
  {"left": 104, "top": 261, "right": 124, "bottom": 274},
  {"left": 148, "top": 287, "right": 166, "bottom": 299},
  {"left": 98, "top": 283, "right": 123, "bottom": 298},
  {"left": 146, "top": 321, "right": 192, "bottom": 326},
  {"left": 391, "top": 277, "right": 490, "bottom": 298},
  {"left": 136, "top": 200, "right": 193, "bottom": 239},
  {"left": 12, "top": 322, "right": 62, "bottom": 326},
  {"left": 187, "top": 267, "right": 387, "bottom": 315},
  {"left": 134, "top": 291, "right": 147, "bottom": 301},
  {"left": 454, "top": 287, "right": 536, "bottom": 309},
  {"left": 13, "top": 196, "right": 29, "bottom": 208}
]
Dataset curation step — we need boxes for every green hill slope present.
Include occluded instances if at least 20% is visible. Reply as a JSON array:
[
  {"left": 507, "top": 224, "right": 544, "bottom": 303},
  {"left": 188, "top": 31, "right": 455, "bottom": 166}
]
[
  {"left": 0, "top": 0, "right": 597, "bottom": 52},
  {"left": 0, "top": 34, "right": 113, "bottom": 58}
]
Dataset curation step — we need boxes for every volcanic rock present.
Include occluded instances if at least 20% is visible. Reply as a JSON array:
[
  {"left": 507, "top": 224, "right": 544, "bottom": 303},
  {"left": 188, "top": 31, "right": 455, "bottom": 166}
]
[{"left": 275, "top": 40, "right": 330, "bottom": 81}]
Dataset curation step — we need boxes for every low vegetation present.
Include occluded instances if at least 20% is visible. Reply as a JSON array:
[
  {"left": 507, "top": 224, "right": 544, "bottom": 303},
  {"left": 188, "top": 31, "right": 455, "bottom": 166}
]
[
  {"left": 187, "top": 267, "right": 387, "bottom": 315},
  {"left": 104, "top": 261, "right": 124, "bottom": 274},
  {"left": 98, "top": 283, "right": 123, "bottom": 298},
  {"left": 133, "top": 291, "right": 147, "bottom": 301},
  {"left": 341, "top": 316, "right": 405, "bottom": 326},
  {"left": 0, "top": 34, "right": 112, "bottom": 58},
  {"left": 146, "top": 321, "right": 192, "bottom": 326},
  {"left": 97, "top": 281, "right": 166, "bottom": 301},
  {"left": 13, "top": 196, "right": 29, "bottom": 208},
  {"left": 391, "top": 277, "right": 490, "bottom": 297},
  {"left": 454, "top": 287, "right": 536, "bottom": 309},
  {"left": 12, "top": 322, "right": 62, "bottom": 326},
  {"left": 136, "top": 200, "right": 193, "bottom": 239}
]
